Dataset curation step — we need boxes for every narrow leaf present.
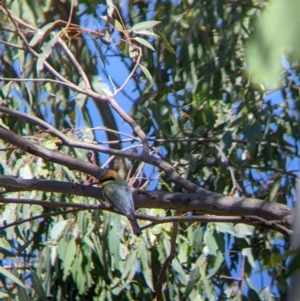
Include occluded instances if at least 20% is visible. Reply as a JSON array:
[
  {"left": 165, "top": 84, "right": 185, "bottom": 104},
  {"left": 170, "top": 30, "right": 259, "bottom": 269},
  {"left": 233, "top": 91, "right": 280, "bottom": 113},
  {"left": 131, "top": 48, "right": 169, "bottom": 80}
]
[
  {"left": 101, "top": 16, "right": 124, "bottom": 32},
  {"left": 31, "top": 272, "right": 47, "bottom": 301},
  {"left": 63, "top": 238, "right": 77, "bottom": 280},
  {"left": 132, "top": 29, "right": 158, "bottom": 37},
  {"left": 207, "top": 251, "right": 224, "bottom": 278},
  {"left": 50, "top": 220, "right": 69, "bottom": 241},
  {"left": 139, "top": 240, "right": 154, "bottom": 291},
  {"left": 154, "top": 29, "right": 176, "bottom": 55},
  {"left": 184, "top": 266, "right": 200, "bottom": 297},
  {"left": 131, "top": 21, "right": 161, "bottom": 31},
  {"left": 0, "top": 266, "right": 27, "bottom": 288},
  {"left": 132, "top": 37, "right": 155, "bottom": 51},
  {"left": 122, "top": 251, "right": 137, "bottom": 280},
  {"left": 17, "top": 286, "right": 31, "bottom": 301},
  {"left": 139, "top": 64, "right": 154, "bottom": 86},
  {"left": 242, "top": 248, "right": 256, "bottom": 268}
]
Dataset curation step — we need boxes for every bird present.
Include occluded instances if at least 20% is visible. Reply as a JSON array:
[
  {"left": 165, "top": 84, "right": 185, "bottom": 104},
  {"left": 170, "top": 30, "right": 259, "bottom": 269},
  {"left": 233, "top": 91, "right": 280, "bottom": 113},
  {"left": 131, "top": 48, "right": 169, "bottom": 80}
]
[{"left": 98, "top": 170, "right": 142, "bottom": 236}]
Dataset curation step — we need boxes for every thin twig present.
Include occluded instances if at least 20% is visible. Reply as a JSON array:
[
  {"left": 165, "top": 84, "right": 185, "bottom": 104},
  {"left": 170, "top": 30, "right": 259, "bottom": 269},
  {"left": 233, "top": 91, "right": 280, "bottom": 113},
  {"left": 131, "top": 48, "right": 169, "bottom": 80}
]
[
  {"left": 0, "top": 198, "right": 102, "bottom": 209},
  {"left": 112, "top": 46, "right": 142, "bottom": 97},
  {"left": 214, "top": 145, "right": 244, "bottom": 195},
  {"left": 156, "top": 222, "right": 178, "bottom": 301},
  {"left": 88, "top": 126, "right": 140, "bottom": 142},
  {"left": 0, "top": 208, "right": 83, "bottom": 231},
  {"left": 57, "top": 38, "right": 91, "bottom": 89},
  {"left": 0, "top": 107, "right": 143, "bottom": 161},
  {"left": 0, "top": 39, "right": 25, "bottom": 50},
  {"left": 137, "top": 214, "right": 291, "bottom": 237},
  {"left": 108, "top": 96, "right": 150, "bottom": 153}
]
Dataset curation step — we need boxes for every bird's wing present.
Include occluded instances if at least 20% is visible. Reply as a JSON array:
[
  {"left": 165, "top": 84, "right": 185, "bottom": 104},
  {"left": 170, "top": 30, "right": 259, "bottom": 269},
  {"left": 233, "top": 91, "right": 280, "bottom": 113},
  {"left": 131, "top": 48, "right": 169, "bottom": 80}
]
[{"left": 102, "top": 181, "right": 136, "bottom": 217}]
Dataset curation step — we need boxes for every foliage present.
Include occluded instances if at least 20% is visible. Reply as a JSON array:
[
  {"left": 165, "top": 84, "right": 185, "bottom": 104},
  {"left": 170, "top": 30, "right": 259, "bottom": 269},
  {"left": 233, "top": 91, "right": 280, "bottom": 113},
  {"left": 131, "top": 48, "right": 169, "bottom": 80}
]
[
  {"left": 0, "top": 0, "right": 299, "bottom": 300},
  {"left": 247, "top": 0, "right": 300, "bottom": 87}
]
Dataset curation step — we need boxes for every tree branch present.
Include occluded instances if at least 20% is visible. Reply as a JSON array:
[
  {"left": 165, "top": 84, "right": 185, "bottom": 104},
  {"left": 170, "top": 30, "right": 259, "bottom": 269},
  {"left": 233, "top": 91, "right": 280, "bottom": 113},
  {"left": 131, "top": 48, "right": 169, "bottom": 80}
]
[
  {"left": 0, "top": 107, "right": 200, "bottom": 192},
  {"left": 134, "top": 189, "right": 293, "bottom": 229},
  {"left": 156, "top": 222, "right": 178, "bottom": 301},
  {"left": 0, "top": 176, "right": 293, "bottom": 233}
]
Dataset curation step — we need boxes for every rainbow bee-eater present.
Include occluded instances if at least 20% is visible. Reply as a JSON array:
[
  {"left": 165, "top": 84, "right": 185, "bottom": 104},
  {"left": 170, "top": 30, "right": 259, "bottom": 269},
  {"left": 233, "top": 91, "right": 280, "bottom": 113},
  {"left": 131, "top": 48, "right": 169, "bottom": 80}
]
[{"left": 98, "top": 170, "right": 142, "bottom": 236}]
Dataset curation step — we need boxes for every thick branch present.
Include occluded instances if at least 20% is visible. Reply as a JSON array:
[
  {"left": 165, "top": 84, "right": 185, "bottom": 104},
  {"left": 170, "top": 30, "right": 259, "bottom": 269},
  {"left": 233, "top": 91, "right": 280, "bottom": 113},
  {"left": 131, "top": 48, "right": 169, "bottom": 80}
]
[
  {"left": 0, "top": 176, "right": 293, "bottom": 231},
  {"left": 0, "top": 127, "right": 102, "bottom": 178},
  {"left": 0, "top": 197, "right": 291, "bottom": 236},
  {"left": 133, "top": 189, "right": 293, "bottom": 228}
]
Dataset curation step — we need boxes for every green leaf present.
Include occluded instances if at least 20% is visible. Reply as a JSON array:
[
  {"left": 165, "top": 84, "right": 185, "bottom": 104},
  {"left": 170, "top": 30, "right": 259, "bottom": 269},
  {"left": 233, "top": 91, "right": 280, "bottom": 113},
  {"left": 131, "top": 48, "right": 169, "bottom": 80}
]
[
  {"left": 216, "top": 223, "right": 236, "bottom": 236},
  {"left": 0, "top": 266, "right": 27, "bottom": 288},
  {"left": 133, "top": 29, "right": 158, "bottom": 37},
  {"left": 71, "top": 250, "right": 86, "bottom": 294},
  {"left": 83, "top": 235, "right": 96, "bottom": 252},
  {"left": 154, "top": 29, "right": 176, "bottom": 55},
  {"left": 204, "top": 226, "right": 218, "bottom": 256},
  {"left": 129, "top": 45, "right": 139, "bottom": 58},
  {"left": 268, "top": 179, "right": 282, "bottom": 202},
  {"left": 131, "top": 21, "right": 161, "bottom": 31},
  {"left": 220, "top": 131, "right": 232, "bottom": 154},
  {"left": 41, "top": 136, "right": 58, "bottom": 150},
  {"left": 17, "top": 286, "right": 31, "bottom": 301},
  {"left": 121, "top": 254, "right": 138, "bottom": 291},
  {"left": 139, "top": 64, "right": 154, "bottom": 86},
  {"left": 0, "top": 291, "right": 9, "bottom": 298},
  {"left": 50, "top": 220, "right": 69, "bottom": 241},
  {"left": 184, "top": 265, "right": 200, "bottom": 298},
  {"left": 31, "top": 272, "right": 47, "bottom": 301},
  {"left": 246, "top": 1, "right": 300, "bottom": 87},
  {"left": 63, "top": 238, "right": 77, "bottom": 280},
  {"left": 286, "top": 251, "right": 300, "bottom": 278},
  {"left": 207, "top": 251, "right": 224, "bottom": 278},
  {"left": 108, "top": 214, "right": 121, "bottom": 270},
  {"left": 122, "top": 250, "right": 137, "bottom": 280},
  {"left": 29, "top": 23, "right": 54, "bottom": 47},
  {"left": 1, "top": 81, "right": 13, "bottom": 98},
  {"left": 242, "top": 248, "right": 256, "bottom": 268},
  {"left": 200, "top": 260, "right": 214, "bottom": 300},
  {"left": 171, "top": 258, "right": 188, "bottom": 286},
  {"left": 178, "top": 240, "right": 188, "bottom": 264},
  {"left": 132, "top": 37, "right": 155, "bottom": 51},
  {"left": 234, "top": 224, "right": 253, "bottom": 238},
  {"left": 189, "top": 226, "right": 203, "bottom": 253},
  {"left": 36, "top": 32, "right": 59, "bottom": 73},
  {"left": 100, "top": 16, "right": 124, "bottom": 32},
  {"left": 244, "top": 121, "right": 261, "bottom": 153},
  {"left": 0, "top": 237, "right": 12, "bottom": 256},
  {"left": 138, "top": 240, "right": 154, "bottom": 291}
]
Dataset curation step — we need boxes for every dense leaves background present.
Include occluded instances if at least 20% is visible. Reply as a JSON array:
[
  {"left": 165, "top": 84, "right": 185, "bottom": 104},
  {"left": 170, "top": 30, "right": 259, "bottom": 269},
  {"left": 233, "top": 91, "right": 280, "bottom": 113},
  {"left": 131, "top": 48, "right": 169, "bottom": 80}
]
[{"left": 0, "top": 0, "right": 299, "bottom": 300}]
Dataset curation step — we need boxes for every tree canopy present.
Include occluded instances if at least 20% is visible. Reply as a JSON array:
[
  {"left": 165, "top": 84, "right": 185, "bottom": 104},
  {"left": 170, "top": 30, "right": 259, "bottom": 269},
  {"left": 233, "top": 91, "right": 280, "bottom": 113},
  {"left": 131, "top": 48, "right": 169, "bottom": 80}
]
[{"left": 0, "top": 0, "right": 299, "bottom": 300}]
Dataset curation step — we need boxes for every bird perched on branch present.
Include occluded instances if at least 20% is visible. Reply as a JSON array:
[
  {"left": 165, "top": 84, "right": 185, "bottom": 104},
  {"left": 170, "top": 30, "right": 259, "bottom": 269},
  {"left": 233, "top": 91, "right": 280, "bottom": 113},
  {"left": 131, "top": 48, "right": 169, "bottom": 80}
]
[{"left": 98, "top": 170, "right": 142, "bottom": 236}]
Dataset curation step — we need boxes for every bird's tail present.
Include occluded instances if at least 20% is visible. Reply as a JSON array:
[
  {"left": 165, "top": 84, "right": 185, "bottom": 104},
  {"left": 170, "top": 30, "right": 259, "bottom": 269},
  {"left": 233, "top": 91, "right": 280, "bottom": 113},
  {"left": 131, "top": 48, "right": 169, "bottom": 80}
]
[{"left": 128, "top": 216, "right": 142, "bottom": 236}]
